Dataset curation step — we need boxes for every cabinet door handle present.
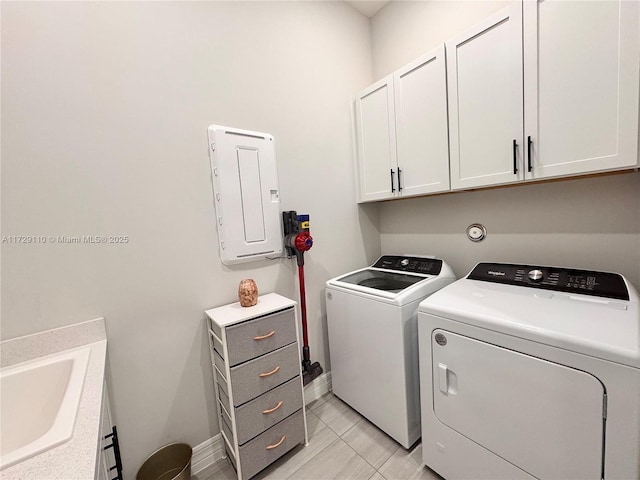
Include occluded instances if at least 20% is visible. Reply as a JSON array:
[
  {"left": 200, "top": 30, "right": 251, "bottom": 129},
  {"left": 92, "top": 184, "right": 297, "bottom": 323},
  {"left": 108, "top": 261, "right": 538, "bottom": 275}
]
[
  {"left": 254, "top": 330, "right": 276, "bottom": 341},
  {"left": 527, "top": 136, "right": 533, "bottom": 172},
  {"left": 390, "top": 169, "right": 395, "bottom": 193},
  {"left": 259, "top": 365, "right": 280, "bottom": 377},
  {"left": 262, "top": 400, "right": 284, "bottom": 414},
  {"left": 266, "top": 435, "right": 286, "bottom": 450},
  {"left": 102, "top": 426, "right": 123, "bottom": 480},
  {"left": 512, "top": 139, "right": 518, "bottom": 174},
  {"left": 397, "top": 168, "right": 402, "bottom": 192}
]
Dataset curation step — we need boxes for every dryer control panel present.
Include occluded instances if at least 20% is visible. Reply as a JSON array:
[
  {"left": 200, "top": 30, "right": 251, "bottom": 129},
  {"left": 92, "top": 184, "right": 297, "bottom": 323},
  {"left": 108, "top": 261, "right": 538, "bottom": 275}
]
[
  {"left": 373, "top": 256, "right": 443, "bottom": 275},
  {"left": 468, "top": 263, "right": 629, "bottom": 300}
]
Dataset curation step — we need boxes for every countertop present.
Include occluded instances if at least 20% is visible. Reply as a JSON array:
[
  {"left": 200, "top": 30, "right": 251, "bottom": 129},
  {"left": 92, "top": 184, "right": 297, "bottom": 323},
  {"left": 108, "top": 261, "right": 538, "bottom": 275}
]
[{"left": 0, "top": 318, "right": 107, "bottom": 479}]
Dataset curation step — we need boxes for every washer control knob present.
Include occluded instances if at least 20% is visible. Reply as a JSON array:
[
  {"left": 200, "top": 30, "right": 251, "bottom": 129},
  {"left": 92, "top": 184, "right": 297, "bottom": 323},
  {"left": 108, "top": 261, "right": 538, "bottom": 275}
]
[
  {"left": 528, "top": 269, "right": 544, "bottom": 282},
  {"left": 400, "top": 259, "right": 409, "bottom": 267}
]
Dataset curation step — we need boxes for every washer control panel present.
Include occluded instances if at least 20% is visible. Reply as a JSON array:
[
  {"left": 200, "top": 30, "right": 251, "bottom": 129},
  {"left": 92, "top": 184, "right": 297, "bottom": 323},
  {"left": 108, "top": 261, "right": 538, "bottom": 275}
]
[
  {"left": 373, "top": 256, "right": 443, "bottom": 275},
  {"left": 468, "top": 263, "right": 629, "bottom": 300}
]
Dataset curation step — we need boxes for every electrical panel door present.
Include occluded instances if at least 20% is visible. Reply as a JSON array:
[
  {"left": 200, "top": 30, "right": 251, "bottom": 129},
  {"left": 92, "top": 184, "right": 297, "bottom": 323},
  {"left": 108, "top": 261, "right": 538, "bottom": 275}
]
[{"left": 208, "top": 125, "right": 282, "bottom": 265}]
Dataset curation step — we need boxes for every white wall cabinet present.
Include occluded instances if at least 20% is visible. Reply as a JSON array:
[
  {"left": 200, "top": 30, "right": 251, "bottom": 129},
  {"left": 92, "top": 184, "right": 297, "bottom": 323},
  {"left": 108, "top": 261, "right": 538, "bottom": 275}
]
[
  {"left": 448, "top": 0, "right": 639, "bottom": 190},
  {"left": 355, "top": 45, "right": 449, "bottom": 202},
  {"left": 354, "top": 0, "right": 639, "bottom": 201},
  {"left": 523, "top": 0, "right": 639, "bottom": 180},
  {"left": 447, "top": 3, "right": 524, "bottom": 190},
  {"left": 355, "top": 75, "right": 397, "bottom": 202}
]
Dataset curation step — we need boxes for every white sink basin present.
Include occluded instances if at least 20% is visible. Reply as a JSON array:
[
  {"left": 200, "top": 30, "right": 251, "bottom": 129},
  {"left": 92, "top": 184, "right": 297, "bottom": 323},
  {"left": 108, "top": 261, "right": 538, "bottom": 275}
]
[{"left": 0, "top": 346, "right": 90, "bottom": 470}]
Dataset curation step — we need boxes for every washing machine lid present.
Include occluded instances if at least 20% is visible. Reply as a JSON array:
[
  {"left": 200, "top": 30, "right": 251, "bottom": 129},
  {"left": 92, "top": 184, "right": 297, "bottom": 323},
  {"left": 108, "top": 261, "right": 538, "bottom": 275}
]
[
  {"left": 419, "top": 262, "right": 640, "bottom": 368},
  {"left": 327, "top": 255, "right": 455, "bottom": 305},
  {"left": 335, "top": 269, "right": 425, "bottom": 293}
]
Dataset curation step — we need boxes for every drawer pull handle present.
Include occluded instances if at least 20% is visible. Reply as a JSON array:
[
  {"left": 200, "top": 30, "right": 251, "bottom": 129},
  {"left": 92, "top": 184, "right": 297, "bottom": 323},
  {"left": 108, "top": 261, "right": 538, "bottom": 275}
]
[
  {"left": 254, "top": 330, "right": 276, "bottom": 341},
  {"left": 266, "top": 435, "right": 286, "bottom": 450},
  {"left": 259, "top": 365, "right": 280, "bottom": 378},
  {"left": 262, "top": 401, "right": 284, "bottom": 414}
]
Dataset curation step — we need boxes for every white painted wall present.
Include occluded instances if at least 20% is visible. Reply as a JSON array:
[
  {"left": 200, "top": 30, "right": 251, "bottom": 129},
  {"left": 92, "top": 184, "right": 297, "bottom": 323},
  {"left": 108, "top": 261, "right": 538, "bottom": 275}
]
[
  {"left": 371, "top": 1, "right": 640, "bottom": 289},
  {"left": 1, "top": 2, "right": 378, "bottom": 477},
  {"left": 380, "top": 173, "right": 640, "bottom": 285},
  {"left": 371, "top": 0, "right": 511, "bottom": 80}
]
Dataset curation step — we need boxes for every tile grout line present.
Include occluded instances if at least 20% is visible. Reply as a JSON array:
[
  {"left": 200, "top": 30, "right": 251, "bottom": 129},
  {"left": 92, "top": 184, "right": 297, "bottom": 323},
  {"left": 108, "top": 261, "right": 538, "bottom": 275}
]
[
  {"left": 315, "top": 401, "right": 392, "bottom": 479},
  {"left": 331, "top": 399, "right": 401, "bottom": 477},
  {"left": 338, "top": 422, "right": 397, "bottom": 479},
  {"left": 313, "top": 395, "right": 366, "bottom": 438},
  {"left": 330, "top": 414, "right": 364, "bottom": 437},
  {"left": 309, "top": 398, "right": 387, "bottom": 479},
  {"left": 281, "top": 416, "right": 350, "bottom": 480},
  {"left": 338, "top": 434, "right": 383, "bottom": 478},
  {"left": 288, "top": 434, "right": 377, "bottom": 480},
  {"left": 315, "top": 394, "right": 400, "bottom": 478}
]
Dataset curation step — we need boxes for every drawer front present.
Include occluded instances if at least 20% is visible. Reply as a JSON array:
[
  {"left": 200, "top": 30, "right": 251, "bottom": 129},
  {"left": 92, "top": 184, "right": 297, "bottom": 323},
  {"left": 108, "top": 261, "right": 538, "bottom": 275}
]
[
  {"left": 230, "top": 343, "right": 300, "bottom": 406},
  {"left": 238, "top": 410, "right": 305, "bottom": 480},
  {"left": 235, "top": 377, "right": 303, "bottom": 445},
  {"left": 226, "top": 308, "right": 297, "bottom": 366}
]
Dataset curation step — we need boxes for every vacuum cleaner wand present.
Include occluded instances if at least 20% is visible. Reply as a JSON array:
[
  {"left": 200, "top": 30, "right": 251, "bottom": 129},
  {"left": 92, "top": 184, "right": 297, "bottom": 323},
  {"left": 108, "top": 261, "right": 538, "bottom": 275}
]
[
  {"left": 298, "top": 264, "right": 311, "bottom": 371},
  {"left": 283, "top": 211, "right": 323, "bottom": 386}
]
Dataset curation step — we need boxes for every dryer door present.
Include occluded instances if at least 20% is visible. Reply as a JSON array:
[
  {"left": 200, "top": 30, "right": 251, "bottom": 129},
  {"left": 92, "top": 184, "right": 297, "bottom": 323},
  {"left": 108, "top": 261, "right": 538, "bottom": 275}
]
[{"left": 432, "top": 329, "right": 604, "bottom": 480}]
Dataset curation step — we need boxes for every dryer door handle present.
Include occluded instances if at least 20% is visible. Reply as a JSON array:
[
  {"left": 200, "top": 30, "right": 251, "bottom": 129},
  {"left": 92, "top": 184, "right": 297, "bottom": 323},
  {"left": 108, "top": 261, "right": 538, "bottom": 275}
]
[{"left": 438, "top": 363, "right": 449, "bottom": 393}]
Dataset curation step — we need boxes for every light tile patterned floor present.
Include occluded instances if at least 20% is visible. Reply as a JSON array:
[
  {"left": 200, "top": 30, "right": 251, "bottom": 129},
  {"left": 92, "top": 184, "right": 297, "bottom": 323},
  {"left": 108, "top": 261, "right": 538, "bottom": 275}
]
[{"left": 193, "top": 393, "right": 443, "bottom": 480}]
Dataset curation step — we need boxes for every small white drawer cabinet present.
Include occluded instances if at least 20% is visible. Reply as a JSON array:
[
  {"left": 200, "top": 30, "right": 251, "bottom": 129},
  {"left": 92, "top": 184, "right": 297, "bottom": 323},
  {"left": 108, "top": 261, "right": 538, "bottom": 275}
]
[{"left": 205, "top": 293, "right": 308, "bottom": 480}]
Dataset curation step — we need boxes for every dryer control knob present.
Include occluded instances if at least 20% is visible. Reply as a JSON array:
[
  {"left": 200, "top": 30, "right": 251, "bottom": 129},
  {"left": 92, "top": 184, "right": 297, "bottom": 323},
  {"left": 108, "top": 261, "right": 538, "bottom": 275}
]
[
  {"left": 400, "top": 259, "right": 409, "bottom": 267},
  {"left": 528, "top": 269, "right": 544, "bottom": 282}
]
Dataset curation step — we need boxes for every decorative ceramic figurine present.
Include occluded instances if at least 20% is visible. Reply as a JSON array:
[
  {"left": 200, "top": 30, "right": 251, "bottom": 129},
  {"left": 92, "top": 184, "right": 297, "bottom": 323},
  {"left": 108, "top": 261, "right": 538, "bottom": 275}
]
[{"left": 238, "top": 279, "right": 258, "bottom": 307}]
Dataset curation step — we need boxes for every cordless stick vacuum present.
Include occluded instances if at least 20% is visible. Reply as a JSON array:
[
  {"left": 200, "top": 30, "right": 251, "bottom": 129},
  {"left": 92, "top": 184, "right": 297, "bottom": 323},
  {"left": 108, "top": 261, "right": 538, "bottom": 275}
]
[{"left": 283, "top": 211, "right": 323, "bottom": 386}]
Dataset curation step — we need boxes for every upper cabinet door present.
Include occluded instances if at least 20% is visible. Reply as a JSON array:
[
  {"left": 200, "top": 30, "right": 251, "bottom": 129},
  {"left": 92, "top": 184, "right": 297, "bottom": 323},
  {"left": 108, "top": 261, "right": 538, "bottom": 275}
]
[
  {"left": 523, "top": 0, "right": 640, "bottom": 180},
  {"left": 394, "top": 45, "right": 450, "bottom": 197},
  {"left": 354, "top": 75, "right": 397, "bottom": 202},
  {"left": 447, "top": 3, "right": 524, "bottom": 190}
]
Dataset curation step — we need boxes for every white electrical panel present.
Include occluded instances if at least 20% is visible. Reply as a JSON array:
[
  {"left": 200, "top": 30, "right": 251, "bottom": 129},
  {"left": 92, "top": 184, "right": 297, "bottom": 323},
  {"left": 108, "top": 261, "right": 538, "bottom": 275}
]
[{"left": 207, "top": 125, "right": 283, "bottom": 265}]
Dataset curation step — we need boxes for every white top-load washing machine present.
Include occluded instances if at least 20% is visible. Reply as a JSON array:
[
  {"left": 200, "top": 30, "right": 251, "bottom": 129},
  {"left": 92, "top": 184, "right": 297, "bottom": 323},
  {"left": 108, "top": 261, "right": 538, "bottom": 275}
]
[
  {"left": 418, "top": 262, "right": 640, "bottom": 480},
  {"left": 326, "top": 255, "right": 455, "bottom": 448}
]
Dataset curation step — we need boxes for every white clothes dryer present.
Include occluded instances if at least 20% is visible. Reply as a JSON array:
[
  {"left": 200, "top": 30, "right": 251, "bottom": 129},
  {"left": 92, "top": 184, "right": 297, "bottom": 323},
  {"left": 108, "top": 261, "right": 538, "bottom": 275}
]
[
  {"left": 326, "top": 255, "right": 455, "bottom": 448},
  {"left": 418, "top": 262, "right": 640, "bottom": 480}
]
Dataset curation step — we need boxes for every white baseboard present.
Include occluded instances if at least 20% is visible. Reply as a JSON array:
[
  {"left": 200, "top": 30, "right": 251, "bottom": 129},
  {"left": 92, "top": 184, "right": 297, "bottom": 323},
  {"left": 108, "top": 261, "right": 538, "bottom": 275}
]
[
  {"left": 303, "top": 371, "right": 332, "bottom": 404},
  {"left": 192, "top": 372, "right": 332, "bottom": 475},
  {"left": 191, "top": 434, "right": 225, "bottom": 476}
]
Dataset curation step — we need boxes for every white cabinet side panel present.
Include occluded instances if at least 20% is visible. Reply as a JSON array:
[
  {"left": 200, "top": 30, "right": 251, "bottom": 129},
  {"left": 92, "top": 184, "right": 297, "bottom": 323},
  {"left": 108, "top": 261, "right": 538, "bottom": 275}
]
[{"left": 432, "top": 329, "right": 604, "bottom": 480}]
